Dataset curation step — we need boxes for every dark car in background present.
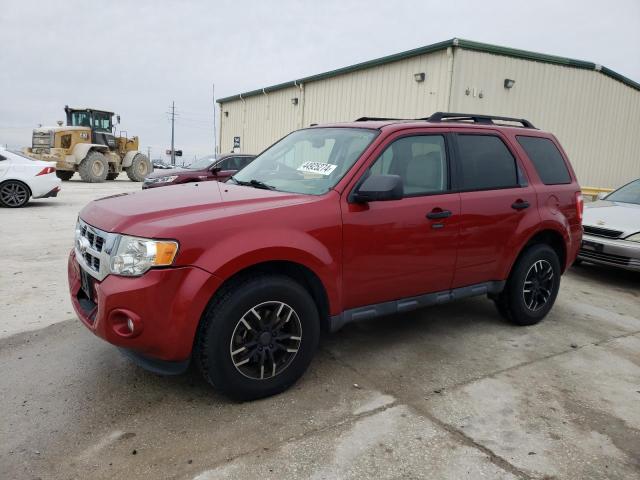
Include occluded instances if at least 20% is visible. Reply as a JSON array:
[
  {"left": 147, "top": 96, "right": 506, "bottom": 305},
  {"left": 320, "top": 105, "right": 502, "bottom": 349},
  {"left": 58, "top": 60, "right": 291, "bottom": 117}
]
[{"left": 142, "top": 153, "right": 255, "bottom": 189}]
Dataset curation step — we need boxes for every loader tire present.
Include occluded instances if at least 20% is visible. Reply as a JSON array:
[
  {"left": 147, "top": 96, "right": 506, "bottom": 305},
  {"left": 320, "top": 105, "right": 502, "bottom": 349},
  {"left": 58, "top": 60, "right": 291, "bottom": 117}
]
[
  {"left": 78, "top": 151, "right": 108, "bottom": 183},
  {"left": 56, "top": 171, "right": 74, "bottom": 181},
  {"left": 126, "top": 154, "right": 152, "bottom": 182}
]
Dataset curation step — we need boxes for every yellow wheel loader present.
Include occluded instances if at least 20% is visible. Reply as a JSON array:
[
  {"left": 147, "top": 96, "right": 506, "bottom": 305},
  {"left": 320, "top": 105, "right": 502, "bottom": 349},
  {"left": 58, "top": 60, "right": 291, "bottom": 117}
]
[{"left": 25, "top": 106, "right": 152, "bottom": 183}]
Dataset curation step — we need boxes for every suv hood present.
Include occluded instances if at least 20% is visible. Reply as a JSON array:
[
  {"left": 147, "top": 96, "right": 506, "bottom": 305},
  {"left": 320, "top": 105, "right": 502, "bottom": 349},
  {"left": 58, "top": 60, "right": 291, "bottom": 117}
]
[
  {"left": 583, "top": 200, "right": 640, "bottom": 237},
  {"left": 79, "top": 181, "right": 313, "bottom": 236}
]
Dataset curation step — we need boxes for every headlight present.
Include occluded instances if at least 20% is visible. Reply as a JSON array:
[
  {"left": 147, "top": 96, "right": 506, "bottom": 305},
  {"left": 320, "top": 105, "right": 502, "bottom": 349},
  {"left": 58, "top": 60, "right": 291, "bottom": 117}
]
[
  {"left": 626, "top": 232, "right": 640, "bottom": 243},
  {"left": 110, "top": 235, "right": 179, "bottom": 276},
  {"left": 149, "top": 175, "right": 178, "bottom": 183}
]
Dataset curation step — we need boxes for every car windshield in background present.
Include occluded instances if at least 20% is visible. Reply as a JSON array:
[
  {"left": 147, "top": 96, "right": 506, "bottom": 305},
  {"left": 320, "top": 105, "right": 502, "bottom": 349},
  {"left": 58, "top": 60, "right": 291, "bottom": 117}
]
[
  {"left": 231, "top": 128, "right": 377, "bottom": 195},
  {"left": 188, "top": 155, "right": 217, "bottom": 170},
  {"left": 606, "top": 179, "right": 640, "bottom": 205}
]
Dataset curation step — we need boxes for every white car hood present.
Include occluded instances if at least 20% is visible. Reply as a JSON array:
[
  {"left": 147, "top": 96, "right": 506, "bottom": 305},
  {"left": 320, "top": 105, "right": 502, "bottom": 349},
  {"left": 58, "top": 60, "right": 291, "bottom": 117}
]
[{"left": 583, "top": 200, "right": 640, "bottom": 237}]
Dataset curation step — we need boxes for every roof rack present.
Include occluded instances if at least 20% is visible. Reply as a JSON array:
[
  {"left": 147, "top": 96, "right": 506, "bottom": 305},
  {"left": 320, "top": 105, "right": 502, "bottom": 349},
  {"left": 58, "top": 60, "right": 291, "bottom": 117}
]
[
  {"left": 355, "top": 116, "right": 403, "bottom": 122},
  {"left": 424, "top": 112, "right": 536, "bottom": 129}
]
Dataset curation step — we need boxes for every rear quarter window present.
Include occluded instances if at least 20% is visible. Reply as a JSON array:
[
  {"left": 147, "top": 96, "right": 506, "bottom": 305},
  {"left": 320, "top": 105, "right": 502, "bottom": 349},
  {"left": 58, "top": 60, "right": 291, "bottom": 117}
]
[{"left": 517, "top": 136, "right": 571, "bottom": 185}]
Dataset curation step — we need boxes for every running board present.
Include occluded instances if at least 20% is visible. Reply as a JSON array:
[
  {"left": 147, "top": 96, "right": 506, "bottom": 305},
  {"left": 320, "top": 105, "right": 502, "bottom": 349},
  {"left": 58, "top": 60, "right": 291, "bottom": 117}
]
[{"left": 329, "top": 281, "right": 505, "bottom": 332}]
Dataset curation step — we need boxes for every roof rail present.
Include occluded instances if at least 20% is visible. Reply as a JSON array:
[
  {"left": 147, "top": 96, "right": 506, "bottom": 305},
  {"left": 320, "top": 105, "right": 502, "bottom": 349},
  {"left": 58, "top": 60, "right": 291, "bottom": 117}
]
[
  {"left": 355, "top": 116, "right": 403, "bottom": 122},
  {"left": 424, "top": 112, "right": 536, "bottom": 129}
]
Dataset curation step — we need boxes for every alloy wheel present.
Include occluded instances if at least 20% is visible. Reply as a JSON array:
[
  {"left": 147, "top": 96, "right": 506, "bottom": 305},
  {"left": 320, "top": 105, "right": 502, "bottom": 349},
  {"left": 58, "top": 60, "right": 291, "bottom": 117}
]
[
  {"left": 522, "top": 259, "right": 554, "bottom": 311},
  {"left": 229, "top": 301, "right": 303, "bottom": 380},
  {"left": 0, "top": 182, "right": 29, "bottom": 207}
]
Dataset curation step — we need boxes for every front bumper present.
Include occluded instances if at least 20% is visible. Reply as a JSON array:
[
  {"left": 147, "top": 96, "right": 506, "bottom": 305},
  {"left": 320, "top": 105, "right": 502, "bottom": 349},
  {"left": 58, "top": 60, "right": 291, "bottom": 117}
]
[
  {"left": 67, "top": 250, "right": 222, "bottom": 363},
  {"left": 577, "top": 233, "right": 640, "bottom": 272}
]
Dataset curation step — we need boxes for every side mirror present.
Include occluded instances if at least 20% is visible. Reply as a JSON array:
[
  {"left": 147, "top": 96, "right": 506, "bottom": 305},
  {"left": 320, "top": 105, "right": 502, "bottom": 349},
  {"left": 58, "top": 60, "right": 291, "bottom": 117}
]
[
  {"left": 351, "top": 174, "right": 403, "bottom": 203},
  {"left": 596, "top": 192, "right": 608, "bottom": 201},
  {"left": 209, "top": 165, "right": 222, "bottom": 174},
  {"left": 116, "top": 115, "right": 121, "bottom": 124}
]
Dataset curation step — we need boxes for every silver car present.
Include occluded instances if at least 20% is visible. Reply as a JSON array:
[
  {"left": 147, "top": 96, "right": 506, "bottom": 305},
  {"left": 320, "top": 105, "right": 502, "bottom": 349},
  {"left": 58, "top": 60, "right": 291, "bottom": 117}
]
[{"left": 578, "top": 179, "right": 640, "bottom": 271}]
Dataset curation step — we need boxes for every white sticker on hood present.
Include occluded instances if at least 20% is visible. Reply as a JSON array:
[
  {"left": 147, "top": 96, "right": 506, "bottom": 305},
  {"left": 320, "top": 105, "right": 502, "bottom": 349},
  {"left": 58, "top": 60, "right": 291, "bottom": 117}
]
[{"left": 297, "top": 161, "right": 337, "bottom": 175}]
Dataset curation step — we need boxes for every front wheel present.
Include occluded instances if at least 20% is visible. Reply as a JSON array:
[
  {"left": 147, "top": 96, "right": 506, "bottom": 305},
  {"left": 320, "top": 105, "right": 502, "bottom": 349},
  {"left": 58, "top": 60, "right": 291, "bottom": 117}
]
[
  {"left": 195, "top": 274, "right": 320, "bottom": 400},
  {"left": 494, "top": 244, "right": 561, "bottom": 326},
  {"left": 78, "top": 151, "right": 108, "bottom": 183}
]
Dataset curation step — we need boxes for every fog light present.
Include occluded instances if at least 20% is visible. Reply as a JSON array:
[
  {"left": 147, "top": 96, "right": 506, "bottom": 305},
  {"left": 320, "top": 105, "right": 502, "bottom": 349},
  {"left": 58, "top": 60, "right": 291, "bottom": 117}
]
[{"left": 127, "top": 318, "right": 135, "bottom": 333}]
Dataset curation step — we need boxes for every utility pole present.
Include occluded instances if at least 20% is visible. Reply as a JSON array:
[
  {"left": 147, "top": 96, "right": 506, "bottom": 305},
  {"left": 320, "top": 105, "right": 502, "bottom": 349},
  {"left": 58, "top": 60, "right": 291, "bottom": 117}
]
[
  {"left": 170, "top": 101, "right": 176, "bottom": 166},
  {"left": 147, "top": 146, "right": 151, "bottom": 160},
  {"left": 212, "top": 83, "right": 217, "bottom": 155}
]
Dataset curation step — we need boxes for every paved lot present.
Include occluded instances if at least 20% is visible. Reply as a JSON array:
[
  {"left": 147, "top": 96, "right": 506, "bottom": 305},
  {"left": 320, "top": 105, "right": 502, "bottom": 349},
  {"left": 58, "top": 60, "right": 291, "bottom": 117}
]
[{"left": 1, "top": 181, "right": 639, "bottom": 480}]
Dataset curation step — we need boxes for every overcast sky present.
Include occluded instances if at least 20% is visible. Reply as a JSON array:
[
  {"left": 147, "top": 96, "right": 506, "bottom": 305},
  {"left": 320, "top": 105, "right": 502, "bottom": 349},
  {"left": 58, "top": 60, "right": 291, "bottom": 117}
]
[{"left": 1, "top": 0, "right": 638, "bottom": 162}]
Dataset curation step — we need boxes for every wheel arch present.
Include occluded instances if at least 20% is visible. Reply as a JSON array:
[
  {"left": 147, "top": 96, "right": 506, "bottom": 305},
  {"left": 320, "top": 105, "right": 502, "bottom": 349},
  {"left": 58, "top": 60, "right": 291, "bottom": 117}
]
[
  {"left": 507, "top": 228, "right": 568, "bottom": 279},
  {"left": 122, "top": 151, "right": 142, "bottom": 168},
  {"left": 0, "top": 178, "right": 32, "bottom": 197},
  {"left": 71, "top": 143, "right": 108, "bottom": 162},
  {"left": 207, "top": 259, "right": 332, "bottom": 332}
]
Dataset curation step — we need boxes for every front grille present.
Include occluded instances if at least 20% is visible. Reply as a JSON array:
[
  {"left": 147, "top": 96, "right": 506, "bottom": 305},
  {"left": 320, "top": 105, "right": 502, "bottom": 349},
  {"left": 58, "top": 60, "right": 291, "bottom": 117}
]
[
  {"left": 579, "top": 249, "right": 631, "bottom": 266},
  {"left": 76, "top": 222, "right": 107, "bottom": 273},
  {"left": 80, "top": 224, "right": 105, "bottom": 252},
  {"left": 583, "top": 225, "right": 623, "bottom": 238}
]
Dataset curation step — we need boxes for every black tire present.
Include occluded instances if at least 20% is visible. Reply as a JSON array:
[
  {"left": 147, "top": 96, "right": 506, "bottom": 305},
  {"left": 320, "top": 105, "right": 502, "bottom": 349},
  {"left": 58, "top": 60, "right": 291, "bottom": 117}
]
[
  {"left": 106, "top": 172, "right": 120, "bottom": 180},
  {"left": 78, "top": 151, "right": 108, "bottom": 183},
  {"left": 0, "top": 180, "right": 31, "bottom": 208},
  {"left": 195, "top": 274, "right": 320, "bottom": 400},
  {"left": 126, "top": 154, "right": 152, "bottom": 182},
  {"left": 494, "top": 244, "right": 561, "bottom": 326},
  {"left": 56, "top": 170, "right": 74, "bottom": 181}
]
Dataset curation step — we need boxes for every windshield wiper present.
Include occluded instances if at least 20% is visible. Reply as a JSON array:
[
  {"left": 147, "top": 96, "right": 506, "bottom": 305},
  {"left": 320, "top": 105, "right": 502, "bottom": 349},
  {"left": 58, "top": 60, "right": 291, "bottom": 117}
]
[{"left": 229, "top": 176, "right": 275, "bottom": 190}]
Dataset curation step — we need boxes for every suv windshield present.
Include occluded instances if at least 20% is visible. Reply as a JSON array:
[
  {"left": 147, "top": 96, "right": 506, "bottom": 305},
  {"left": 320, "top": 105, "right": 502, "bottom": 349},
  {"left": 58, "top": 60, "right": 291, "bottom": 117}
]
[
  {"left": 605, "top": 179, "right": 640, "bottom": 205},
  {"left": 231, "top": 127, "right": 377, "bottom": 195},
  {"left": 188, "top": 155, "right": 217, "bottom": 170}
]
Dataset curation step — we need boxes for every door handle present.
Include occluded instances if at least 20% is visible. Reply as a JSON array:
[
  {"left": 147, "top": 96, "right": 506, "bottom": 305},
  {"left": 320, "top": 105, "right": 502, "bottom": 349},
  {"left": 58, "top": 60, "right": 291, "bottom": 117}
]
[
  {"left": 426, "top": 209, "right": 452, "bottom": 220},
  {"left": 511, "top": 200, "right": 530, "bottom": 210}
]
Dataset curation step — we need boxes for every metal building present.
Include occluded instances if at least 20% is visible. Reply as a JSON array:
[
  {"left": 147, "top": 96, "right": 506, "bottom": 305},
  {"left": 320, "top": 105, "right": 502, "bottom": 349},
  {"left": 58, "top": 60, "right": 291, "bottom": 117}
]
[{"left": 217, "top": 38, "right": 640, "bottom": 188}]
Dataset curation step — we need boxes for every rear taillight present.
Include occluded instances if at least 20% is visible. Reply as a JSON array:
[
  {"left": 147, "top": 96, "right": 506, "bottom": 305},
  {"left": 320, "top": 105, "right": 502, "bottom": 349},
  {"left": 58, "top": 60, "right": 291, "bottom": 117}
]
[
  {"left": 36, "top": 166, "right": 55, "bottom": 176},
  {"left": 575, "top": 192, "right": 584, "bottom": 222}
]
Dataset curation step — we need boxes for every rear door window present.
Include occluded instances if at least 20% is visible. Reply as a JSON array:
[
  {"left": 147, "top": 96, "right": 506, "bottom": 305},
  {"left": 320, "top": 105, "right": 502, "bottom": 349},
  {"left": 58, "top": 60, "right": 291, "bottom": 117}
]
[
  {"left": 456, "top": 135, "right": 519, "bottom": 190},
  {"left": 517, "top": 136, "right": 571, "bottom": 185}
]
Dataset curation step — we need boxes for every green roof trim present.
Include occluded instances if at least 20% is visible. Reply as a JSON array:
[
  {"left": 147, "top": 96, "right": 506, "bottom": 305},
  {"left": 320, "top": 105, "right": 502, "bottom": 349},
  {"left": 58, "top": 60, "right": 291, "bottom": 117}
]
[{"left": 217, "top": 38, "right": 639, "bottom": 103}]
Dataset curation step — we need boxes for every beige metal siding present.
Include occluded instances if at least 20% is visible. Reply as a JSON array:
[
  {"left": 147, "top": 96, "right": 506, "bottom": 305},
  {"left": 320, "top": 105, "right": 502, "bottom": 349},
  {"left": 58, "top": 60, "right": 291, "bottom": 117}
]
[
  {"left": 219, "top": 49, "right": 453, "bottom": 153},
  {"left": 450, "top": 48, "right": 640, "bottom": 188},
  {"left": 303, "top": 49, "right": 453, "bottom": 123},
  {"left": 219, "top": 85, "right": 300, "bottom": 154}
]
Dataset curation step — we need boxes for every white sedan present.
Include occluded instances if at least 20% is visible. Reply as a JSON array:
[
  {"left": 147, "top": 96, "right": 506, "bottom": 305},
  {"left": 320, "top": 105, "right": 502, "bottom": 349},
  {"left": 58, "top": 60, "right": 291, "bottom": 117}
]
[{"left": 0, "top": 147, "right": 61, "bottom": 208}]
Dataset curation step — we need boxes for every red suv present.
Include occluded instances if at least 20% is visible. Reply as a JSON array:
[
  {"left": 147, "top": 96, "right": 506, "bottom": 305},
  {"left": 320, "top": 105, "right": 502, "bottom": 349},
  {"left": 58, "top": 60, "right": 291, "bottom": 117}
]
[{"left": 68, "top": 113, "right": 583, "bottom": 400}]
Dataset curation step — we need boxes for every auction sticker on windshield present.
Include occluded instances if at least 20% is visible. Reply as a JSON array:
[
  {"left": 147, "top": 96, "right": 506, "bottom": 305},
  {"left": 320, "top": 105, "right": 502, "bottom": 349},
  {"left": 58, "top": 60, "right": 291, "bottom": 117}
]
[{"left": 297, "top": 161, "right": 337, "bottom": 175}]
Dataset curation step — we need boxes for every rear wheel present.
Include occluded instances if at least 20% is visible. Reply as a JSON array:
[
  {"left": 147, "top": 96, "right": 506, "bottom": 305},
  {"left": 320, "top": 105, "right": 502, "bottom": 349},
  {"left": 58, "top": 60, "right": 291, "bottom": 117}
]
[
  {"left": 126, "top": 154, "right": 152, "bottom": 182},
  {"left": 78, "top": 151, "right": 108, "bottom": 183},
  {"left": 195, "top": 274, "right": 320, "bottom": 400},
  {"left": 0, "top": 180, "right": 31, "bottom": 208},
  {"left": 56, "top": 170, "right": 74, "bottom": 181},
  {"left": 494, "top": 244, "right": 561, "bottom": 326},
  {"left": 106, "top": 172, "right": 120, "bottom": 180}
]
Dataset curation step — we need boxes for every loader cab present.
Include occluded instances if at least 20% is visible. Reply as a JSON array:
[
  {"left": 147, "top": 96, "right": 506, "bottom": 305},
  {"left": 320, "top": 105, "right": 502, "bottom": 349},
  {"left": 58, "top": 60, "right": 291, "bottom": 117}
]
[{"left": 65, "top": 106, "right": 117, "bottom": 150}]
